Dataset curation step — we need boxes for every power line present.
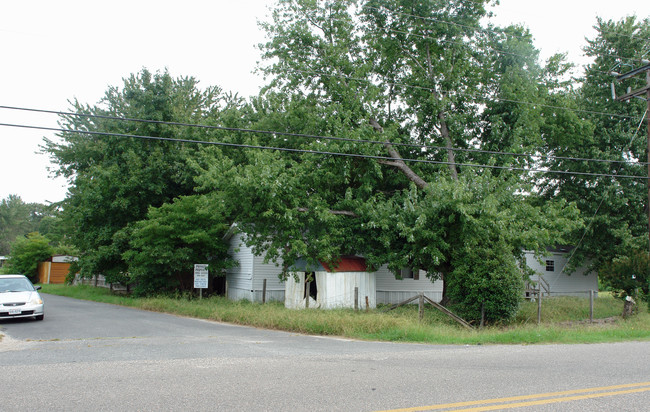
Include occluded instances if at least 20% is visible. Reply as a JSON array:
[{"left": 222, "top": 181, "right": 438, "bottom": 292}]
[
  {"left": 557, "top": 108, "right": 649, "bottom": 277},
  {"left": 0, "top": 121, "right": 647, "bottom": 180},
  {"left": 1, "top": 104, "right": 646, "bottom": 167}
]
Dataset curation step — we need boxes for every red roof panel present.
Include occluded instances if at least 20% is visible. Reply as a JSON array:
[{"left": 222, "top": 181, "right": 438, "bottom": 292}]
[{"left": 320, "top": 256, "right": 367, "bottom": 272}]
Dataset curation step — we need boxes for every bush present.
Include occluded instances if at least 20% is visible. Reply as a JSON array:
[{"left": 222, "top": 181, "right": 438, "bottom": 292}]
[
  {"left": 447, "top": 240, "right": 523, "bottom": 325},
  {"left": 4, "top": 232, "right": 53, "bottom": 282}
]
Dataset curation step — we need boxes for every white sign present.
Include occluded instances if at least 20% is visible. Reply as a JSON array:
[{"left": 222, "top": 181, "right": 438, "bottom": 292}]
[{"left": 194, "top": 264, "right": 209, "bottom": 289}]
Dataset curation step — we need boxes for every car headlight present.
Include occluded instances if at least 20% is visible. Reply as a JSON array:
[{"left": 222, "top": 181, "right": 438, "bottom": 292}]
[{"left": 30, "top": 294, "right": 43, "bottom": 305}]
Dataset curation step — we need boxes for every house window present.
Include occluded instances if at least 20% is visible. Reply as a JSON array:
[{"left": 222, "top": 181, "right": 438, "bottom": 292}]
[
  {"left": 400, "top": 268, "right": 419, "bottom": 280},
  {"left": 545, "top": 260, "right": 555, "bottom": 272}
]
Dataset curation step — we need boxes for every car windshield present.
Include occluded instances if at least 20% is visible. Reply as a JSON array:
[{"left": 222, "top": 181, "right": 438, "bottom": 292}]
[{"left": 0, "top": 277, "right": 35, "bottom": 292}]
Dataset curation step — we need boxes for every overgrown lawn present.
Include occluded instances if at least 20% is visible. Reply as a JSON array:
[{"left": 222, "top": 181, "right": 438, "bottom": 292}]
[{"left": 40, "top": 285, "right": 650, "bottom": 345}]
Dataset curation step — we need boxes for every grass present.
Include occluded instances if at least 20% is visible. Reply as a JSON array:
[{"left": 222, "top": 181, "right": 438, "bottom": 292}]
[{"left": 38, "top": 284, "right": 650, "bottom": 345}]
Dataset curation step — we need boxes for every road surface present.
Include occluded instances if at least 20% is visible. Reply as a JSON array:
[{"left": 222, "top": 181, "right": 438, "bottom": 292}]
[{"left": 1, "top": 294, "right": 649, "bottom": 411}]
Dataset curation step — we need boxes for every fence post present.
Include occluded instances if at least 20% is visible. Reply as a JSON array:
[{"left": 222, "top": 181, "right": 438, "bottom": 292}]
[
  {"left": 419, "top": 293, "right": 424, "bottom": 321},
  {"left": 354, "top": 287, "right": 359, "bottom": 311},
  {"left": 365, "top": 296, "right": 369, "bottom": 312},
  {"left": 537, "top": 289, "right": 542, "bottom": 325},
  {"left": 262, "top": 279, "right": 267, "bottom": 304},
  {"left": 480, "top": 303, "right": 485, "bottom": 329},
  {"left": 305, "top": 281, "right": 310, "bottom": 308},
  {"left": 589, "top": 290, "right": 594, "bottom": 323}
]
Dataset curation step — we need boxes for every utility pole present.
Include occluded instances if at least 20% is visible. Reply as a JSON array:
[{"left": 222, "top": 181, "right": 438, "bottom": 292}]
[{"left": 613, "top": 62, "right": 650, "bottom": 254}]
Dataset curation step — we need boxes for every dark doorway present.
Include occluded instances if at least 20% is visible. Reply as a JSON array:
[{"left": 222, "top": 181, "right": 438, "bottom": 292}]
[
  {"left": 213, "top": 276, "right": 226, "bottom": 296},
  {"left": 304, "top": 272, "right": 317, "bottom": 300}
]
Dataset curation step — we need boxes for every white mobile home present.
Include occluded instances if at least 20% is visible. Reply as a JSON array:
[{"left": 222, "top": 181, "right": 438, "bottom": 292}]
[
  {"left": 225, "top": 229, "right": 596, "bottom": 305},
  {"left": 524, "top": 247, "right": 598, "bottom": 297}
]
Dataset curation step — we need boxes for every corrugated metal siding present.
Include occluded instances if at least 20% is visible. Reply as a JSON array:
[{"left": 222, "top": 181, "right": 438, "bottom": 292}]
[
  {"left": 377, "top": 291, "right": 443, "bottom": 305},
  {"left": 285, "top": 272, "right": 306, "bottom": 309},
  {"left": 225, "top": 242, "right": 597, "bottom": 305},
  {"left": 227, "top": 287, "right": 254, "bottom": 302},
  {"left": 252, "top": 254, "right": 285, "bottom": 291},
  {"left": 226, "top": 232, "right": 253, "bottom": 298},
  {"left": 317, "top": 271, "right": 376, "bottom": 309}
]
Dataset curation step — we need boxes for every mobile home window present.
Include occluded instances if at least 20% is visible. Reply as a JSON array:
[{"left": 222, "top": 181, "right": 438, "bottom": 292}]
[
  {"left": 400, "top": 268, "right": 419, "bottom": 280},
  {"left": 545, "top": 260, "right": 555, "bottom": 272}
]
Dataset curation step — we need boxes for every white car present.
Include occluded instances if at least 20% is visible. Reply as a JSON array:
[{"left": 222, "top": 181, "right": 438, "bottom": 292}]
[{"left": 0, "top": 274, "right": 45, "bottom": 321}]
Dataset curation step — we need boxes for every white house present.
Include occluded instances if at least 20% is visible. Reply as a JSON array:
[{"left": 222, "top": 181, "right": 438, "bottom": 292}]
[
  {"left": 524, "top": 247, "right": 598, "bottom": 297},
  {"left": 225, "top": 229, "right": 597, "bottom": 306}
]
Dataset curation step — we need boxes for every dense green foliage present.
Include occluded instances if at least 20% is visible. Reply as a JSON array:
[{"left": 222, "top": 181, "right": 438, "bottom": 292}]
[
  {"left": 0, "top": 195, "right": 65, "bottom": 255},
  {"left": 39, "top": 3, "right": 650, "bottom": 323},
  {"left": 45, "top": 69, "right": 242, "bottom": 291},
  {"left": 600, "top": 250, "right": 650, "bottom": 309},
  {"left": 2, "top": 233, "right": 53, "bottom": 280},
  {"left": 540, "top": 17, "right": 650, "bottom": 273},
  {"left": 123, "top": 194, "right": 233, "bottom": 296},
  {"left": 204, "top": 0, "right": 582, "bottom": 323}
]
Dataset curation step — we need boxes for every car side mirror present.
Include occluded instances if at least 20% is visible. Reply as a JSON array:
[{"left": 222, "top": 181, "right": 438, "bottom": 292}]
[{"left": 34, "top": 285, "right": 42, "bottom": 291}]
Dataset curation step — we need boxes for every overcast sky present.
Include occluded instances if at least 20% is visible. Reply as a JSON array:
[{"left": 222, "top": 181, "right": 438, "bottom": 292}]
[{"left": 2, "top": 0, "right": 649, "bottom": 204}]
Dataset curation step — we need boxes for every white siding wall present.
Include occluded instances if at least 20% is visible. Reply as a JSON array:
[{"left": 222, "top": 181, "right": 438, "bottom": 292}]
[
  {"left": 375, "top": 266, "right": 443, "bottom": 304},
  {"left": 525, "top": 251, "right": 598, "bottom": 297},
  {"left": 225, "top": 232, "right": 254, "bottom": 301},
  {"left": 252, "top": 254, "right": 285, "bottom": 303}
]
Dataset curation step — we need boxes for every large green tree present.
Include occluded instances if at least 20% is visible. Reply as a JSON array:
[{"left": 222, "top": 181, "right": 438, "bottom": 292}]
[
  {"left": 539, "top": 16, "right": 650, "bottom": 274},
  {"left": 123, "top": 194, "right": 232, "bottom": 296},
  {"left": 45, "top": 69, "right": 243, "bottom": 288},
  {"left": 0, "top": 195, "right": 50, "bottom": 255},
  {"left": 201, "top": 0, "right": 581, "bottom": 323}
]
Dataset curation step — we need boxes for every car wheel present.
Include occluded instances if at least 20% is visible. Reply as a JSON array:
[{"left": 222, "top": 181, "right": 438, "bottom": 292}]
[{"left": 35, "top": 314, "right": 44, "bottom": 321}]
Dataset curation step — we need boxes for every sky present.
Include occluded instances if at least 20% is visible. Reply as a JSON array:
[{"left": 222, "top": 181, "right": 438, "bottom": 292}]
[{"left": 1, "top": 0, "right": 649, "bottom": 205}]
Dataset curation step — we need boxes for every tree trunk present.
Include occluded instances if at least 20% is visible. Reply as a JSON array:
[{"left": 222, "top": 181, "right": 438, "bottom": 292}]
[
  {"left": 623, "top": 298, "right": 636, "bottom": 318},
  {"left": 438, "top": 112, "right": 458, "bottom": 181},
  {"left": 438, "top": 271, "right": 450, "bottom": 306},
  {"left": 369, "top": 118, "right": 429, "bottom": 190}
]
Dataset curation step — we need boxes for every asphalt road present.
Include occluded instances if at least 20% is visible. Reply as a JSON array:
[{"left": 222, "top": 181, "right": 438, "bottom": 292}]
[{"left": 1, "top": 294, "right": 649, "bottom": 411}]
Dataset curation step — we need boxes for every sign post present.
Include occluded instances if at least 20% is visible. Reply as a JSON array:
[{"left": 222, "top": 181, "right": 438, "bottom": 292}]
[{"left": 194, "top": 264, "right": 209, "bottom": 299}]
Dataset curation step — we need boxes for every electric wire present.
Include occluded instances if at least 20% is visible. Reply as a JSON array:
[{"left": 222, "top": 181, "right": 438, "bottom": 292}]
[
  {"left": 557, "top": 108, "right": 649, "bottom": 278},
  {"left": 0, "top": 121, "right": 647, "bottom": 181},
  {"left": 1, "top": 104, "right": 646, "bottom": 167}
]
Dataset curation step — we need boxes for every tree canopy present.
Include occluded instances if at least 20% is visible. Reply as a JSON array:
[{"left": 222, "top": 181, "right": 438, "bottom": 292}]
[
  {"left": 41, "top": 3, "right": 650, "bottom": 323},
  {"left": 0, "top": 195, "right": 52, "bottom": 255},
  {"left": 45, "top": 69, "right": 245, "bottom": 292},
  {"left": 196, "top": 0, "right": 584, "bottom": 322},
  {"left": 2, "top": 232, "right": 53, "bottom": 281},
  {"left": 539, "top": 16, "right": 650, "bottom": 275}
]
